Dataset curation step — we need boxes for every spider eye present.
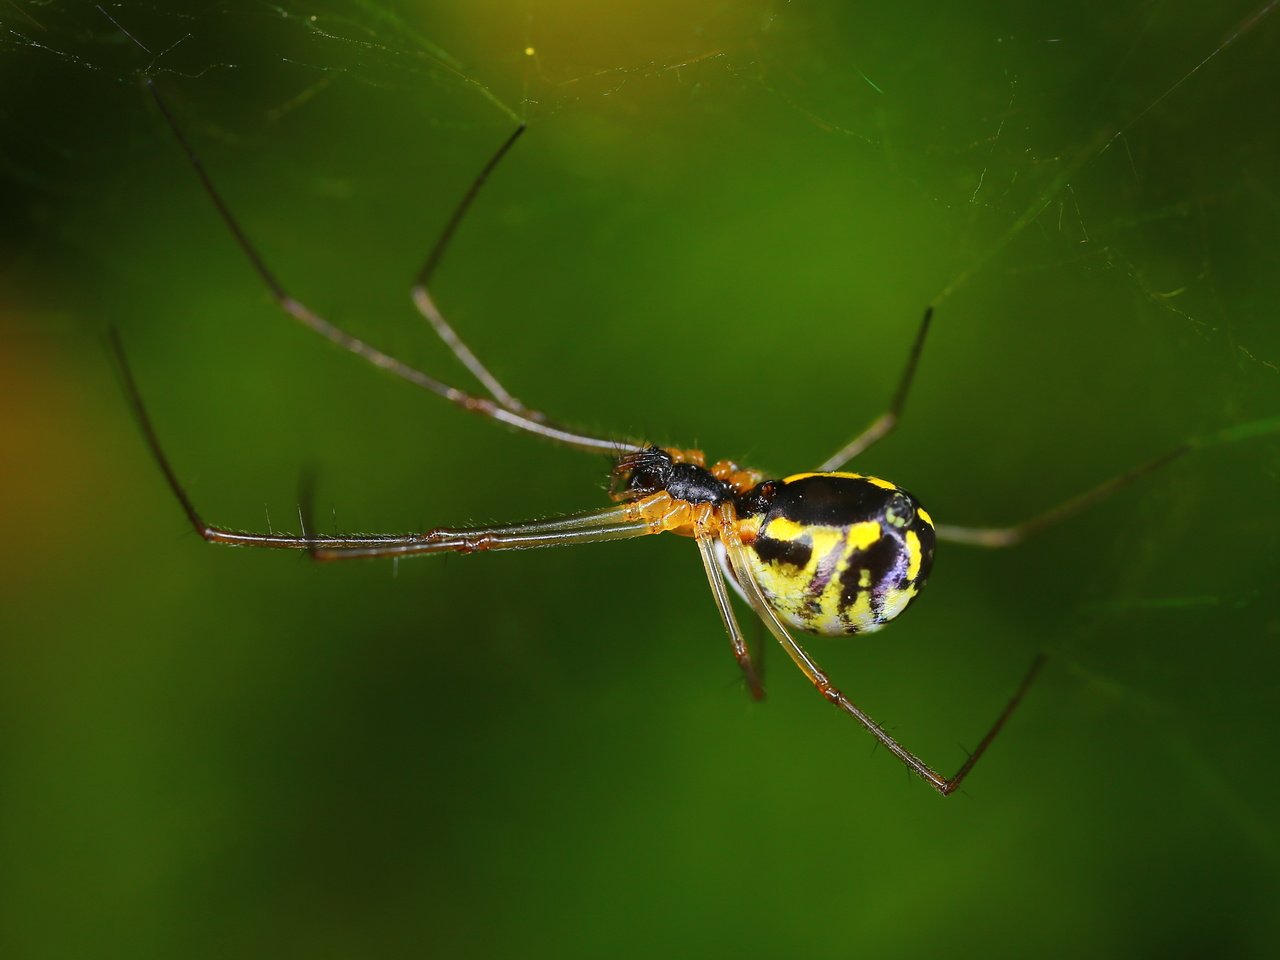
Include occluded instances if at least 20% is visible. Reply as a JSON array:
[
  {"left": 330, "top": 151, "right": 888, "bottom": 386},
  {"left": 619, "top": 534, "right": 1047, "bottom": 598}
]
[{"left": 885, "top": 491, "right": 916, "bottom": 528}]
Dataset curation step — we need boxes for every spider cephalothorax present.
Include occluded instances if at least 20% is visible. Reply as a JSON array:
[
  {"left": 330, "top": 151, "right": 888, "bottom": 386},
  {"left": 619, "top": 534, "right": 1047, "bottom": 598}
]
[{"left": 609, "top": 448, "right": 747, "bottom": 506}]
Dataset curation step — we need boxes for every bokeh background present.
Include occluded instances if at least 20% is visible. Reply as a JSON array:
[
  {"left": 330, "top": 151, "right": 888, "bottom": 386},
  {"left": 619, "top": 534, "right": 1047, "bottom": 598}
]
[{"left": 3, "top": 2, "right": 1279, "bottom": 957}]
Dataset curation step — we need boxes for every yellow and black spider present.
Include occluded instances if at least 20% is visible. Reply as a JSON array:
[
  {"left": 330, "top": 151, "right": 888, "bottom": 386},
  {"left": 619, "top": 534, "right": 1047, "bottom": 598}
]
[{"left": 114, "top": 81, "right": 1274, "bottom": 796}]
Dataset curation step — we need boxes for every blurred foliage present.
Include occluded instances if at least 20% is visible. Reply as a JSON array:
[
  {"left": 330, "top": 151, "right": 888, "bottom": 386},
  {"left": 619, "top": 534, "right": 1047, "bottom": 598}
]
[{"left": 2, "top": 1, "right": 1279, "bottom": 958}]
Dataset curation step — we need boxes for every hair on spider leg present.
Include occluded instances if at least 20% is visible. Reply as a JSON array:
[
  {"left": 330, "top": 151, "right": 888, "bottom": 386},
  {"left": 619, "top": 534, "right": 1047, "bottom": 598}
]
[{"left": 294, "top": 463, "right": 321, "bottom": 561}]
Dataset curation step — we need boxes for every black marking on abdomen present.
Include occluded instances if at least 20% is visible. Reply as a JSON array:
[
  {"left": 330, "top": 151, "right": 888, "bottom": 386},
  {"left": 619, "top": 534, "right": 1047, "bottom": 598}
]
[
  {"left": 772, "top": 475, "right": 888, "bottom": 526},
  {"left": 754, "top": 536, "right": 813, "bottom": 570},
  {"left": 839, "top": 531, "right": 908, "bottom": 622},
  {"left": 803, "top": 529, "right": 848, "bottom": 618}
]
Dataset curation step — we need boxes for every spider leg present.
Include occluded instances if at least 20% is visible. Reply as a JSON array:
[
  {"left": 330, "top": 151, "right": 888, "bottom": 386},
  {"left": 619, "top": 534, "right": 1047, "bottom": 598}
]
[
  {"left": 818, "top": 306, "right": 933, "bottom": 471},
  {"left": 695, "top": 535, "right": 765, "bottom": 701},
  {"left": 112, "top": 328, "right": 657, "bottom": 558},
  {"left": 717, "top": 501, "right": 1041, "bottom": 795},
  {"left": 935, "top": 414, "right": 1280, "bottom": 547},
  {"left": 309, "top": 507, "right": 657, "bottom": 561},
  {"left": 936, "top": 447, "right": 1188, "bottom": 547},
  {"left": 146, "top": 80, "right": 637, "bottom": 457},
  {"left": 411, "top": 125, "right": 534, "bottom": 415}
]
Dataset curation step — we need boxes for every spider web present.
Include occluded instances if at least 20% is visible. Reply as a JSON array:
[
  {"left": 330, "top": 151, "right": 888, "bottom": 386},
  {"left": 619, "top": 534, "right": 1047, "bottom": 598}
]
[{"left": 3, "top": 1, "right": 1280, "bottom": 957}]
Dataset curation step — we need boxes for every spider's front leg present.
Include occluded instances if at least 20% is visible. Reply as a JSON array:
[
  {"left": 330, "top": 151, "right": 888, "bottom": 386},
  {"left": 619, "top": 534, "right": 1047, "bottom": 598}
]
[{"left": 111, "top": 330, "right": 659, "bottom": 560}]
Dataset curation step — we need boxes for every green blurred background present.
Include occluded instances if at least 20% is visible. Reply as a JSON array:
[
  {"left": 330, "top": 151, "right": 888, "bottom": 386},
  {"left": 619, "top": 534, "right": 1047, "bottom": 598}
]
[{"left": 3, "top": 2, "right": 1279, "bottom": 957}]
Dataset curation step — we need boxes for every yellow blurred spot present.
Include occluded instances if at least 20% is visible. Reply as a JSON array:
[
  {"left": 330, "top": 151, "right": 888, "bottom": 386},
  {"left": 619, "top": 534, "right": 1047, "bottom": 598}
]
[{"left": 525, "top": 46, "right": 536, "bottom": 56}]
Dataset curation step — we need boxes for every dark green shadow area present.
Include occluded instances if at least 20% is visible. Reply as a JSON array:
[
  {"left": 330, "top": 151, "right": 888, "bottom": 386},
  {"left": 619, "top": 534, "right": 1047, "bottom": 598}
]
[{"left": 3, "top": 2, "right": 1279, "bottom": 958}]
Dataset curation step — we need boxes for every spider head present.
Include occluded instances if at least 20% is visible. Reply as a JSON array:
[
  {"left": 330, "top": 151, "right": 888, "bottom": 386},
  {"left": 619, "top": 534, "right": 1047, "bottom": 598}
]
[{"left": 610, "top": 446, "right": 675, "bottom": 500}]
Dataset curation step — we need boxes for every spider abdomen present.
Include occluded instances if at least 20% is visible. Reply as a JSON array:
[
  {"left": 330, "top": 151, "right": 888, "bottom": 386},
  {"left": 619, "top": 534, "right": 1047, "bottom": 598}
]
[{"left": 736, "top": 473, "right": 936, "bottom": 636}]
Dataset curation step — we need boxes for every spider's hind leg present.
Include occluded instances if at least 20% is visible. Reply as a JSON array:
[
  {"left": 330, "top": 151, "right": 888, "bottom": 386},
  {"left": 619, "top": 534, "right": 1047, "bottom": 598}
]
[
  {"left": 936, "top": 414, "right": 1280, "bottom": 548},
  {"left": 819, "top": 306, "right": 934, "bottom": 471},
  {"left": 715, "top": 500, "right": 1041, "bottom": 795}
]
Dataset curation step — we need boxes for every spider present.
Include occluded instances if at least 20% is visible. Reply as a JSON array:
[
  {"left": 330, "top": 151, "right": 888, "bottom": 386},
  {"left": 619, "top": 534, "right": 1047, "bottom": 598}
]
[{"left": 113, "top": 80, "right": 1260, "bottom": 796}]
